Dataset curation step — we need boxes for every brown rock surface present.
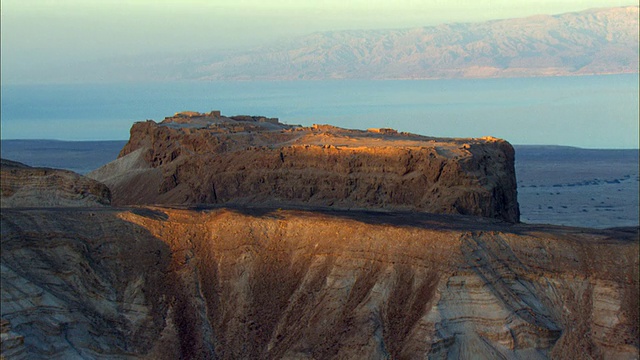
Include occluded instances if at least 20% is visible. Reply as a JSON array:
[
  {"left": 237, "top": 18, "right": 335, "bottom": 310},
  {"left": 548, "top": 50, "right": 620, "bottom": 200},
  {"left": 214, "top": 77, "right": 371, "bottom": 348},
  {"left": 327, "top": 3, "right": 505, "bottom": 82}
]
[
  {"left": 1, "top": 159, "right": 111, "bottom": 207},
  {"left": 3, "top": 114, "right": 636, "bottom": 359},
  {"left": 89, "top": 112, "right": 519, "bottom": 222},
  {"left": 1, "top": 206, "right": 637, "bottom": 359}
]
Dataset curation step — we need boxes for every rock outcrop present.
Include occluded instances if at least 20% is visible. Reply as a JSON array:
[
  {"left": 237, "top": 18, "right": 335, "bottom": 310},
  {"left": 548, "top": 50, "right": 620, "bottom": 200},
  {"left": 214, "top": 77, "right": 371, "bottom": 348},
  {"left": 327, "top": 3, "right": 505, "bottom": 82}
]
[
  {"left": 1, "top": 206, "right": 637, "bottom": 359},
  {"left": 1, "top": 159, "right": 111, "bottom": 207},
  {"left": 89, "top": 112, "right": 519, "bottom": 222},
  {"left": 5, "top": 112, "right": 636, "bottom": 359}
]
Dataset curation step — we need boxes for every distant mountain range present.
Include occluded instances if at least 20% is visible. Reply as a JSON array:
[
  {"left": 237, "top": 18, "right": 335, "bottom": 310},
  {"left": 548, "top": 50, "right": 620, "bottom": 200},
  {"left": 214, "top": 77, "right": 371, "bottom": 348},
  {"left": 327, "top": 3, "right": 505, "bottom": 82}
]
[{"left": 47, "top": 6, "right": 640, "bottom": 82}]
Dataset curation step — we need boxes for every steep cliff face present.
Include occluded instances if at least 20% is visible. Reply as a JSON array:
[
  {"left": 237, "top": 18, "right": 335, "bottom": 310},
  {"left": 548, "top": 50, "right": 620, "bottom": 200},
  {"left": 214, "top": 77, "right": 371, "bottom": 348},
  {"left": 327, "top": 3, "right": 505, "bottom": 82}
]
[
  {"left": 1, "top": 159, "right": 111, "bottom": 207},
  {"left": 89, "top": 113, "right": 519, "bottom": 222},
  {"left": 2, "top": 207, "right": 637, "bottom": 359}
]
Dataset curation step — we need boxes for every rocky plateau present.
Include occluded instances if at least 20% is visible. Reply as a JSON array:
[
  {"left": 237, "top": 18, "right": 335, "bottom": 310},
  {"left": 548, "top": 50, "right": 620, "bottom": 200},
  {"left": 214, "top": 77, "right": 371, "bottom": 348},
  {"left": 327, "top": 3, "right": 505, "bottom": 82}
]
[
  {"left": 1, "top": 112, "right": 638, "bottom": 359},
  {"left": 88, "top": 111, "right": 519, "bottom": 223}
]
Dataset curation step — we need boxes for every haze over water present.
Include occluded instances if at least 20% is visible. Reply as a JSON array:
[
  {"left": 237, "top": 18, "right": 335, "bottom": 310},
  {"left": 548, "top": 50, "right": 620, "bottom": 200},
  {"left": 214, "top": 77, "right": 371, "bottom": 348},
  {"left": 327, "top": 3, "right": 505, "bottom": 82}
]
[{"left": 1, "top": 74, "right": 638, "bottom": 149}]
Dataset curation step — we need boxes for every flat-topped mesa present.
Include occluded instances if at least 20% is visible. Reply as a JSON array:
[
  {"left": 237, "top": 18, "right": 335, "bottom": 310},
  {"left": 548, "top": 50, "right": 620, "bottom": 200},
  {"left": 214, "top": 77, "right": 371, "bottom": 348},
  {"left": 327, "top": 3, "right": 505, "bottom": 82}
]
[{"left": 90, "top": 111, "right": 520, "bottom": 222}]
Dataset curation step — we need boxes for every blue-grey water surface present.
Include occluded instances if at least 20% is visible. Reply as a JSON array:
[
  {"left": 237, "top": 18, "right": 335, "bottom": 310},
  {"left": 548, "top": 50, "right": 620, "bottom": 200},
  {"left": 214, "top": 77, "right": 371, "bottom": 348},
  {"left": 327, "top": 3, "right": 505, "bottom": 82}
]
[{"left": 1, "top": 74, "right": 638, "bottom": 148}]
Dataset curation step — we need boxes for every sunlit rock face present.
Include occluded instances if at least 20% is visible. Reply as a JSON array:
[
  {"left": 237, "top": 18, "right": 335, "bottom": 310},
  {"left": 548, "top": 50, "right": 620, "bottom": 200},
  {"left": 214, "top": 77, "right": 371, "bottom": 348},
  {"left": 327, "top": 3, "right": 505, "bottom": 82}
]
[
  {"left": 89, "top": 112, "right": 519, "bottom": 222},
  {"left": 1, "top": 207, "right": 637, "bottom": 359}
]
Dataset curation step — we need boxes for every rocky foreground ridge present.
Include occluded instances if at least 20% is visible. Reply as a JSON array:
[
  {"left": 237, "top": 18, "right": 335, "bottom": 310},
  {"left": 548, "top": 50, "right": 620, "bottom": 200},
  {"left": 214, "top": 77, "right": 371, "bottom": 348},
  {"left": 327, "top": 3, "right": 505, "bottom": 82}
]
[
  {"left": 1, "top": 207, "right": 638, "bottom": 359},
  {"left": 89, "top": 111, "right": 519, "bottom": 223}
]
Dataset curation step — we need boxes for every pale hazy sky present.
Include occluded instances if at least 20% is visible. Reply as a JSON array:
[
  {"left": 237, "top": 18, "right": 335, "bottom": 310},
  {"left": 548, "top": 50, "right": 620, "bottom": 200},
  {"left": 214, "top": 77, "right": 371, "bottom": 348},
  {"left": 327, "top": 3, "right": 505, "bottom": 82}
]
[
  {"left": 1, "top": 0, "right": 637, "bottom": 72},
  {"left": 1, "top": 1, "right": 638, "bottom": 147}
]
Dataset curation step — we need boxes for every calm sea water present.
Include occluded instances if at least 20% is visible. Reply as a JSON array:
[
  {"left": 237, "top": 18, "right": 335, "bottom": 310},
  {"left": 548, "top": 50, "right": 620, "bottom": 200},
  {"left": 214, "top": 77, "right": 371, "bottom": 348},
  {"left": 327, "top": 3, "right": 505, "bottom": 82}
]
[{"left": 1, "top": 74, "right": 638, "bottom": 148}]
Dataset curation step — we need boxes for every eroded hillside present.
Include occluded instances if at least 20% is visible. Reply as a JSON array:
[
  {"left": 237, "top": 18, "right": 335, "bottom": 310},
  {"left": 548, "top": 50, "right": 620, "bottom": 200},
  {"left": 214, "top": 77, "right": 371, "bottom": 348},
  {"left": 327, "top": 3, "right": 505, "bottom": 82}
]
[
  {"left": 0, "top": 159, "right": 111, "bottom": 207},
  {"left": 1, "top": 206, "right": 637, "bottom": 359}
]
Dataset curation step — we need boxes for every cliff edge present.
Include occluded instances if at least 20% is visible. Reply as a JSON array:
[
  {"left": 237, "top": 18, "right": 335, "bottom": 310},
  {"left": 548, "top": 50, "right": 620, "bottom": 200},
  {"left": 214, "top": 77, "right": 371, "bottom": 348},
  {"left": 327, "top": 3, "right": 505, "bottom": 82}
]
[{"left": 89, "top": 111, "right": 519, "bottom": 222}]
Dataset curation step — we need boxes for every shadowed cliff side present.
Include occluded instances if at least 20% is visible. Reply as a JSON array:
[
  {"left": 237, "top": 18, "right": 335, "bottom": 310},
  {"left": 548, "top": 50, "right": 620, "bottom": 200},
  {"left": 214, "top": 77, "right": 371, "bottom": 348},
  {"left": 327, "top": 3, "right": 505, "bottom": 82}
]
[
  {"left": 2, "top": 207, "right": 637, "bottom": 359},
  {"left": 89, "top": 112, "right": 520, "bottom": 222},
  {"left": 0, "top": 208, "right": 172, "bottom": 359}
]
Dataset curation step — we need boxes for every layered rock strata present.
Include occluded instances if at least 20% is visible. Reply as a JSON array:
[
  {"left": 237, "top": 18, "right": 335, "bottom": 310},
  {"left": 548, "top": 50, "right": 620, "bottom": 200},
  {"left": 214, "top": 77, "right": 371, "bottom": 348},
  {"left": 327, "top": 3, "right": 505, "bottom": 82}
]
[
  {"left": 1, "top": 207, "right": 637, "bottom": 359},
  {"left": 6, "top": 113, "right": 636, "bottom": 359},
  {"left": 1, "top": 159, "right": 111, "bottom": 207},
  {"left": 89, "top": 112, "right": 519, "bottom": 222}
]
